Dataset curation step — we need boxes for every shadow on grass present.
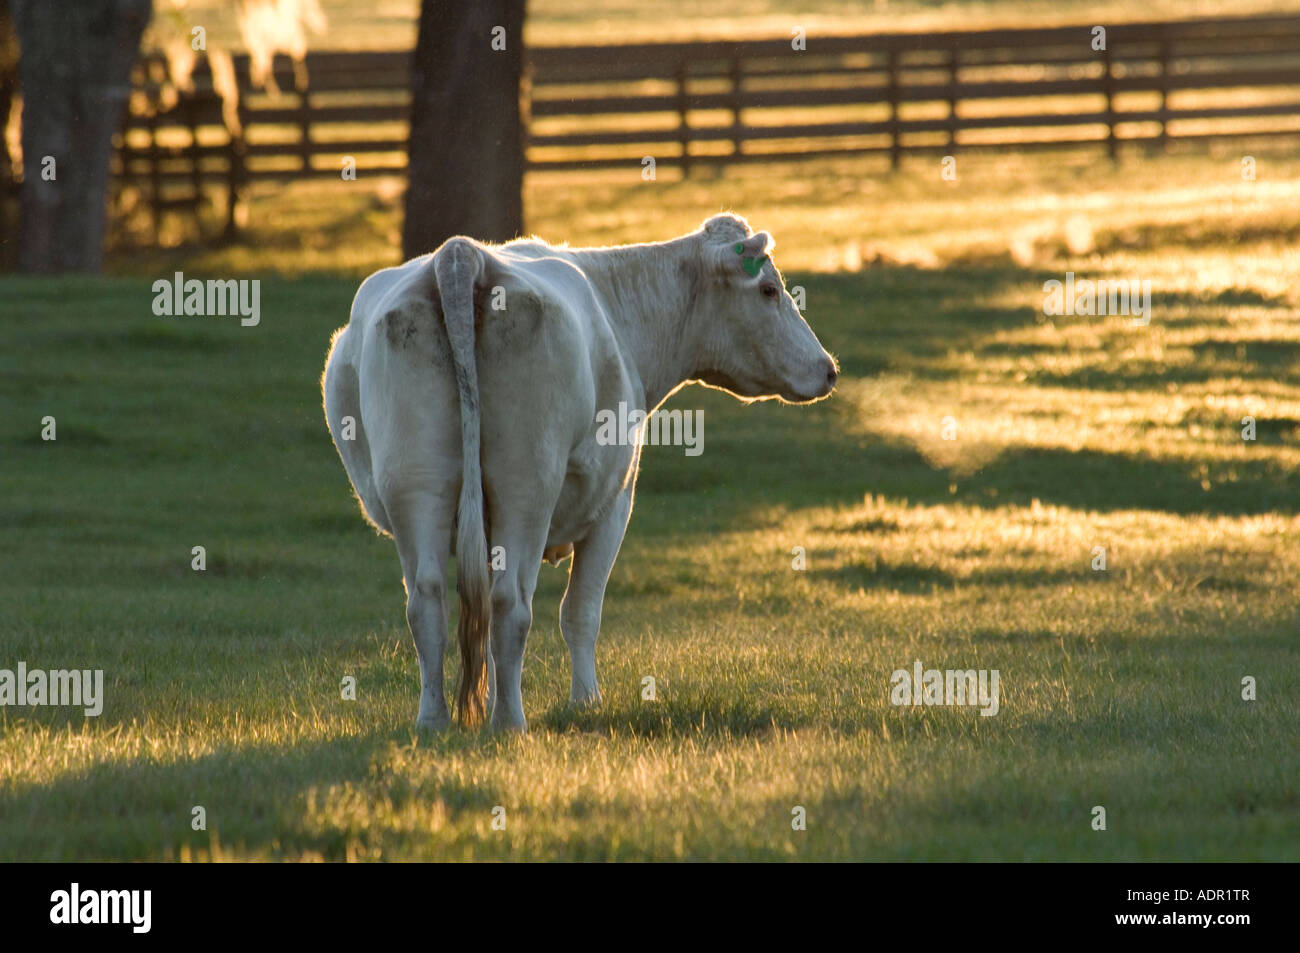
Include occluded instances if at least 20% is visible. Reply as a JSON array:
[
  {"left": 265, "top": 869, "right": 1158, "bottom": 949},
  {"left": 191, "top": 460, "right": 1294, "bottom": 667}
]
[
  {"left": 0, "top": 727, "right": 396, "bottom": 861},
  {"left": 809, "top": 265, "right": 1057, "bottom": 376},
  {"left": 956, "top": 444, "right": 1298, "bottom": 515},
  {"left": 813, "top": 560, "right": 1107, "bottom": 593},
  {"left": 1027, "top": 362, "right": 1300, "bottom": 391},
  {"left": 643, "top": 413, "right": 1298, "bottom": 523},
  {"left": 536, "top": 695, "right": 807, "bottom": 738},
  {"left": 1097, "top": 218, "right": 1300, "bottom": 255}
]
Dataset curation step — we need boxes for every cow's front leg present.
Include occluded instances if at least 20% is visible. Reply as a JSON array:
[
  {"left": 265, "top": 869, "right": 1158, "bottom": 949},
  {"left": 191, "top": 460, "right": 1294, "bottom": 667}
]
[{"left": 560, "top": 488, "right": 633, "bottom": 706}]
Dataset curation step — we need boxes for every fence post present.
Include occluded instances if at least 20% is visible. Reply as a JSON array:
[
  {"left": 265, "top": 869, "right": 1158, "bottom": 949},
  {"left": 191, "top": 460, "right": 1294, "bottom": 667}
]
[
  {"left": 729, "top": 56, "right": 743, "bottom": 164},
  {"left": 1103, "top": 42, "right": 1117, "bottom": 162},
  {"left": 886, "top": 47, "right": 901, "bottom": 170},
  {"left": 147, "top": 110, "right": 161, "bottom": 245},
  {"left": 1158, "top": 33, "right": 1170, "bottom": 153},
  {"left": 185, "top": 98, "right": 202, "bottom": 237},
  {"left": 676, "top": 62, "right": 691, "bottom": 176},
  {"left": 299, "top": 87, "right": 312, "bottom": 173},
  {"left": 224, "top": 97, "right": 248, "bottom": 239},
  {"left": 947, "top": 46, "right": 960, "bottom": 150}
]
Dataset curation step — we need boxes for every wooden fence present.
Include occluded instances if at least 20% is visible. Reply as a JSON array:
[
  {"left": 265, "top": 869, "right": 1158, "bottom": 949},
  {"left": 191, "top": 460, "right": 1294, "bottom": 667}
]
[{"left": 113, "top": 13, "right": 1300, "bottom": 237}]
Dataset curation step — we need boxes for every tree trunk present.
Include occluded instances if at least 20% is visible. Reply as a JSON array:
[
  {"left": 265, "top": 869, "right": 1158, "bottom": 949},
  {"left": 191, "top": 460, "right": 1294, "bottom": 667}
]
[
  {"left": 402, "top": 0, "right": 526, "bottom": 258},
  {"left": 12, "top": 0, "right": 151, "bottom": 273},
  {"left": 0, "top": 0, "right": 18, "bottom": 270}
]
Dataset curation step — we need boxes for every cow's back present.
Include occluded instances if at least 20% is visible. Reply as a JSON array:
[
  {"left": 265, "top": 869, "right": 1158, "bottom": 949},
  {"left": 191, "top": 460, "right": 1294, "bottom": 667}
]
[
  {"left": 472, "top": 246, "right": 642, "bottom": 545},
  {"left": 326, "top": 243, "right": 641, "bottom": 548}
]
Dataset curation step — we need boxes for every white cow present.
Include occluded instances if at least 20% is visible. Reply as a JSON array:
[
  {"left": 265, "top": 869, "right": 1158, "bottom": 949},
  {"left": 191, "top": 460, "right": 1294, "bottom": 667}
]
[{"left": 322, "top": 213, "right": 837, "bottom": 732}]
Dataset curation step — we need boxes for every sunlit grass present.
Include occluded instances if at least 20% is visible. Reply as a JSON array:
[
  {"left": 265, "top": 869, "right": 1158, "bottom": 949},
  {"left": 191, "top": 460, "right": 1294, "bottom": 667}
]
[{"left": 4, "top": 140, "right": 1299, "bottom": 860}]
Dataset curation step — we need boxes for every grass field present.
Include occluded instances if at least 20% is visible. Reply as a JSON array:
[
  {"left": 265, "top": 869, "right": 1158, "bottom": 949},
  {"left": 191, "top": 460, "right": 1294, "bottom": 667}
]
[{"left": 2, "top": 142, "right": 1299, "bottom": 860}]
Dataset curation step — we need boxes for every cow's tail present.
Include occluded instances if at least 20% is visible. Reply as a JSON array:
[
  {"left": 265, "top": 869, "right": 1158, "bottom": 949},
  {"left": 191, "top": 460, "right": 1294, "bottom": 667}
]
[{"left": 432, "top": 239, "right": 491, "bottom": 728}]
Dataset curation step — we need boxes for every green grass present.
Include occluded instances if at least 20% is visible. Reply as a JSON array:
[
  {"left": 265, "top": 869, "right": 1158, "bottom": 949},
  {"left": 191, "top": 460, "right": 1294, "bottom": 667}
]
[{"left": 2, "top": 143, "right": 1299, "bottom": 860}]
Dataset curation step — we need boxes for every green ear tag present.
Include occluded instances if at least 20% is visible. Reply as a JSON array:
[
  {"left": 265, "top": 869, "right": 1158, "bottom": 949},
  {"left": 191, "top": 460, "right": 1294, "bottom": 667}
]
[{"left": 735, "top": 243, "right": 765, "bottom": 276}]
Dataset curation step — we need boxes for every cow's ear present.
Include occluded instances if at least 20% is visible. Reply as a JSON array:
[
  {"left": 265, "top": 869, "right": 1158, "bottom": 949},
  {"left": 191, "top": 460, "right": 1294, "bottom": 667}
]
[
  {"left": 719, "top": 231, "right": 772, "bottom": 278},
  {"left": 736, "top": 232, "right": 773, "bottom": 259}
]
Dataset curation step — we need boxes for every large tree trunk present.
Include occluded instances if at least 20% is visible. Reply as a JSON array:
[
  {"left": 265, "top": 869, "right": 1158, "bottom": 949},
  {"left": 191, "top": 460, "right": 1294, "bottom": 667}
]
[
  {"left": 402, "top": 0, "right": 526, "bottom": 258},
  {"left": 0, "top": 0, "right": 18, "bottom": 270},
  {"left": 12, "top": 0, "right": 151, "bottom": 273}
]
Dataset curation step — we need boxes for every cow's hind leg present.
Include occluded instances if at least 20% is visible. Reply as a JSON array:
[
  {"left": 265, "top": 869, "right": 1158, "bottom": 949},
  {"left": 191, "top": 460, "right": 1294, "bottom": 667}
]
[
  {"left": 389, "top": 490, "right": 456, "bottom": 730},
  {"left": 487, "top": 516, "right": 548, "bottom": 733}
]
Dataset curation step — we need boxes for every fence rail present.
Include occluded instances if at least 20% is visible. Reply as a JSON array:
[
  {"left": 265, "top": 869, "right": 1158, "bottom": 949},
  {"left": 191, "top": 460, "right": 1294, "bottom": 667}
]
[{"left": 112, "top": 13, "right": 1300, "bottom": 237}]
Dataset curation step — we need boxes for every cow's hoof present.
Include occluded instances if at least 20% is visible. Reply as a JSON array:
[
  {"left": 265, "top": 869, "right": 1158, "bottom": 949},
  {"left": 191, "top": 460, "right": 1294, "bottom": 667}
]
[
  {"left": 416, "top": 710, "right": 451, "bottom": 732},
  {"left": 568, "top": 690, "right": 602, "bottom": 708},
  {"left": 489, "top": 712, "right": 528, "bottom": 733}
]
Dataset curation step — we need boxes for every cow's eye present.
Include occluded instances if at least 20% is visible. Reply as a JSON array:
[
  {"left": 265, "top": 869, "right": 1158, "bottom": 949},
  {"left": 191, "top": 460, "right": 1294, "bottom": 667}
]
[{"left": 760, "top": 283, "right": 779, "bottom": 299}]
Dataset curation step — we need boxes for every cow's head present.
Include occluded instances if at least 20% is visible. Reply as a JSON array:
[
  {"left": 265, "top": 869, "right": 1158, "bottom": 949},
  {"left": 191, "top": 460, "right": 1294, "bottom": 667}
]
[{"left": 688, "top": 213, "right": 837, "bottom": 403}]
